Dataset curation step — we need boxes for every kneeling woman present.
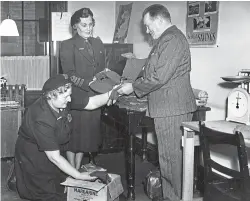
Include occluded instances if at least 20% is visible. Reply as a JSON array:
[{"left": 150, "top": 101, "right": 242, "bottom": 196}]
[{"left": 15, "top": 74, "right": 115, "bottom": 201}]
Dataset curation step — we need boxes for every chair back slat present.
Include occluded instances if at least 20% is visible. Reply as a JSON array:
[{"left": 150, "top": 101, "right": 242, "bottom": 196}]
[
  {"left": 209, "top": 159, "right": 243, "bottom": 178},
  {"left": 199, "top": 121, "right": 249, "bottom": 180},
  {"left": 235, "top": 131, "right": 249, "bottom": 177}
]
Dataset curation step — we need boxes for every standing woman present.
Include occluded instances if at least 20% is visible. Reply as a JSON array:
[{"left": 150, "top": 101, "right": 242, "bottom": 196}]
[
  {"left": 60, "top": 8, "right": 106, "bottom": 169},
  {"left": 15, "top": 74, "right": 115, "bottom": 201}
]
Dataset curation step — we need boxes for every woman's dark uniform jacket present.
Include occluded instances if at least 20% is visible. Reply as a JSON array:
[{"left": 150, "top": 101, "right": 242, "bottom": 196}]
[
  {"left": 60, "top": 34, "right": 105, "bottom": 152},
  {"left": 15, "top": 95, "right": 89, "bottom": 201}
]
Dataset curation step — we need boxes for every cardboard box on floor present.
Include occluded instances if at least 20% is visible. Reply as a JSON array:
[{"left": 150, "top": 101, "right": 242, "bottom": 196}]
[{"left": 61, "top": 173, "right": 124, "bottom": 201}]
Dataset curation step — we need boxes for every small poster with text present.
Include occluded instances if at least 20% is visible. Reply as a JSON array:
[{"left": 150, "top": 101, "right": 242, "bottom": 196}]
[{"left": 186, "top": 1, "right": 219, "bottom": 47}]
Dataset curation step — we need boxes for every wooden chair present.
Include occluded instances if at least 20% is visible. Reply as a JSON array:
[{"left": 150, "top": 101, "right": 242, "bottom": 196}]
[{"left": 199, "top": 121, "right": 250, "bottom": 201}]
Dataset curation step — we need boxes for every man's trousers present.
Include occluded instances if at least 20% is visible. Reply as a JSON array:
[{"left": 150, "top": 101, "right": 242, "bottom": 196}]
[{"left": 154, "top": 113, "right": 193, "bottom": 201}]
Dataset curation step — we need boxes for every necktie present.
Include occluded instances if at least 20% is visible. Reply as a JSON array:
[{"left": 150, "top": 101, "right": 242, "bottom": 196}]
[{"left": 85, "top": 39, "right": 94, "bottom": 57}]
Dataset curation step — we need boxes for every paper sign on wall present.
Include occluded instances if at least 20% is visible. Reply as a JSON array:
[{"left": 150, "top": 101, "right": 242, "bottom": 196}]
[{"left": 51, "top": 12, "right": 72, "bottom": 41}]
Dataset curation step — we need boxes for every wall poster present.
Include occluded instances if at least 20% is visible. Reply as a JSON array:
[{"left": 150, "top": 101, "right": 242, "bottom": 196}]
[
  {"left": 186, "top": 1, "right": 219, "bottom": 47},
  {"left": 113, "top": 3, "right": 133, "bottom": 43}
]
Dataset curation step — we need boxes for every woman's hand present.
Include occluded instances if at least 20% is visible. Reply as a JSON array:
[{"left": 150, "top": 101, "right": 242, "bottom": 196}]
[
  {"left": 121, "top": 52, "right": 136, "bottom": 59},
  {"left": 76, "top": 172, "right": 97, "bottom": 181}
]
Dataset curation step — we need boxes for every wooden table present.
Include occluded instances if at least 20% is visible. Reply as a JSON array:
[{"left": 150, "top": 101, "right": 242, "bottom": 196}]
[
  {"left": 181, "top": 120, "right": 250, "bottom": 201},
  {"left": 102, "top": 104, "right": 148, "bottom": 200},
  {"left": 101, "top": 104, "right": 210, "bottom": 200}
]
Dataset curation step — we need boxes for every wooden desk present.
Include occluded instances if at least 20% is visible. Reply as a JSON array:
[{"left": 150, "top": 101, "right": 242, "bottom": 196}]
[{"left": 181, "top": 120, "right": 250, "bottom": 201}]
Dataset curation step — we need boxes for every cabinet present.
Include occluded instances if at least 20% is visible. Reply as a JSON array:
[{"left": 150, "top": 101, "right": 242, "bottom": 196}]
[
  {"left": 1, "top": 85, "right": 25, "bottom": 158},
  {"left": 1, "top": 109, "right": 23, "bottom": 158}
]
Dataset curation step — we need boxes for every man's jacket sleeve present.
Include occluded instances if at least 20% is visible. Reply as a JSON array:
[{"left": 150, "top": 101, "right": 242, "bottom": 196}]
[{"left": 133, "top": 35, "right": 184, "bottom": 98}]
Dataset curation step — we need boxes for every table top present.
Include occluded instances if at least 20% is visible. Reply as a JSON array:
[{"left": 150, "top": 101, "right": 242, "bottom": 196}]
[
  {"left": 182, "top": 120, "right": 242, "bottom": 133},
  {"left": 182, "top": 120, "right": 250, "bottom": 142},
  {"left": 116, "top": 94, "right": 211, "bottom": 113}
]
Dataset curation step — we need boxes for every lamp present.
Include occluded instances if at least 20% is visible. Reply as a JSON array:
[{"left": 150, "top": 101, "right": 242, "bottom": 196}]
[{"left": 0, "top": 15, "right": 19, "bottom": 36}]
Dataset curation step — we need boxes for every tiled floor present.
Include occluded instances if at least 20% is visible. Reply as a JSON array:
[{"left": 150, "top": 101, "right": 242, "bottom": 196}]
[{"left": 1, "top": 152, "right": 156, "bottom": 201}]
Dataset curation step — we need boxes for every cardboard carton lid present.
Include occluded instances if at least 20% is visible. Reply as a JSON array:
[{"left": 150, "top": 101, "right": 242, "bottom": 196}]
[
  {"left": 107, "top": 174, "right": 124, "bottom": 200},
  {"left": 61, "top": 177, "right": 106, "bottom": 192}
]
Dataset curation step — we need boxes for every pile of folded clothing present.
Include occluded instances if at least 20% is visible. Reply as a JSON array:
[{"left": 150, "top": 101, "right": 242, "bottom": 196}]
[
  {"left": 79, "top": 163, "right": 111, "bottom": 184},
  {"left": 116, "top": 93, "right": 148, "bottom": 112}
]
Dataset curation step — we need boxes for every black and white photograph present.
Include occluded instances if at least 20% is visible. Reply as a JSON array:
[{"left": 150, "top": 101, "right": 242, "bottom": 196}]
[
  {"left": 1, "top": 2, "right": 250, "bottom": 201},
  {"left": 205, "top": 1, "right": 218, "bottom": 14},
  {"left": 193, "top": 16, "right": 211, "bottom": 32},
  {"left": 188, "top": 2, "right": 200, "bottom": 16}
]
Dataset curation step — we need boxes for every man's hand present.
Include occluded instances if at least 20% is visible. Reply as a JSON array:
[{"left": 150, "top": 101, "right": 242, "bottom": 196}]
[
  {"left": 107, "top": 84, "right": 122, "bottom": 106},
  {"left": 117, "top": 82, "right": 134, "bottom": 95}
]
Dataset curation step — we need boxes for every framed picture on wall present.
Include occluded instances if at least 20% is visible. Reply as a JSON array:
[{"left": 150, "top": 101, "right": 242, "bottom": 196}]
[
  {"left": 193, "top": 16, "right": 211, "bottom": 32},
  {"left": 204, "top": 1, "right": 217, "bottom": 14},
  {"left": 188, "top": 2, "right": 200, "bottom": 17},
  {"left": 186, "top": 1, "right": 219, "bottom": 47},
  {"left": 113, "top": 3, "right": 133, "bottom": 43}
]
